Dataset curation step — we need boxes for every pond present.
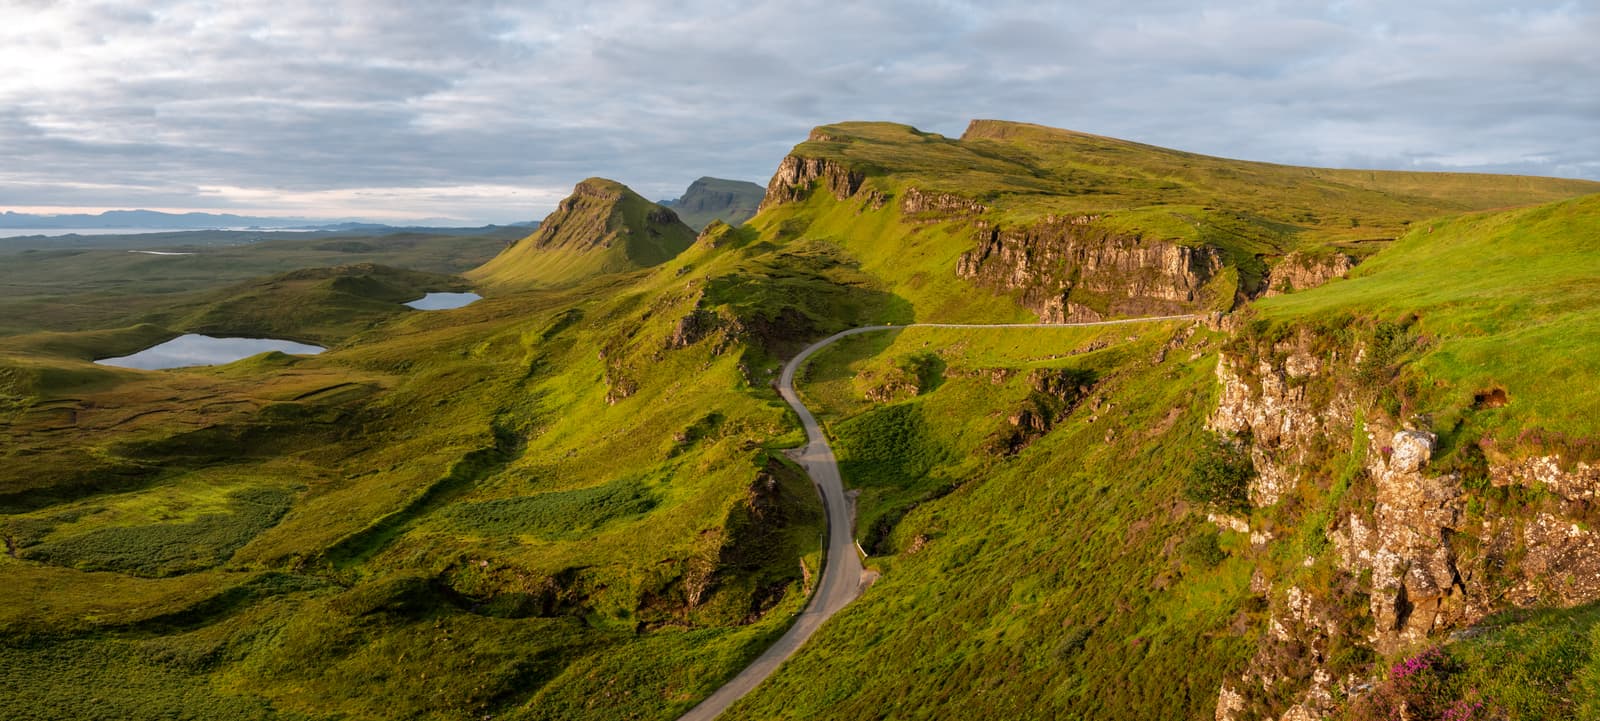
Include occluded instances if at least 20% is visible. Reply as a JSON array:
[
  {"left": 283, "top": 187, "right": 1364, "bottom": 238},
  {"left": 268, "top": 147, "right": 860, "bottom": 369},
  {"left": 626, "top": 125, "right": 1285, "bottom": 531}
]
[
  {"left": 96, "top": 334, "right": 325, "bottom": 370},
  {"left": 404, "top": 292, "right": 482, "bottom": 310}
]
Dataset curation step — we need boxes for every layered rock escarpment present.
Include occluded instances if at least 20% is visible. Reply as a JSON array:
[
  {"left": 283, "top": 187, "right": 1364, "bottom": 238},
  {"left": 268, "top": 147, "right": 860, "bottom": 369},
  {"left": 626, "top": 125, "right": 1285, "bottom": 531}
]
[
  {"left": 760, "top": 125, "right": 1246, "bottom": 323},
  {"left": 758, "top": 122, "right": 1378, "bottom": 333},
  {"left": 899, "top": 187, "right": 988, "bottom": 219},
  {"left": 957, "top": 217, "right": 1226, "bottom": 322},
  {"left": 1208, "top": 327, "right": 1600, "bottom": 721}
]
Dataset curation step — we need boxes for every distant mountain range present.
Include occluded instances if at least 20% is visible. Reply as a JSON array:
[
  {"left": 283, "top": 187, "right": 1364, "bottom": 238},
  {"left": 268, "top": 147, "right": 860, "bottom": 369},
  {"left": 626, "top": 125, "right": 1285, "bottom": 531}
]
[{"left": 0, "top": 209, "right": 534, "bottom": 231}]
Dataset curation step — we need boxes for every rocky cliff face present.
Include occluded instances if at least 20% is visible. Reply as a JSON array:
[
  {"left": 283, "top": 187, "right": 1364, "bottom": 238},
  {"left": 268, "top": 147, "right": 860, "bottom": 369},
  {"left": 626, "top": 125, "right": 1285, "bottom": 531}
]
[
  {"left": 759, "top": 154, "right": 866, "bottom": 211},
  {"left": 956, "top": 216, "right": 1226, "bottom": 321},
  {"left": 899, "top": 187, "right": 988, "bottom": 220},
  {"left": 758, "top": 133, "right": 1239, "bottom": 323},
  {"left": 1208, "top": 325, "right": 1600, "bottom": 721}
]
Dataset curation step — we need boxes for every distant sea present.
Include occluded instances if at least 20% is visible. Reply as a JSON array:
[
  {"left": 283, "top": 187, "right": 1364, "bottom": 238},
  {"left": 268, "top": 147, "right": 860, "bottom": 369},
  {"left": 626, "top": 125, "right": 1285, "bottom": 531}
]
[{"left": 0, "top": 227, "right": 317, "bottom": 238}]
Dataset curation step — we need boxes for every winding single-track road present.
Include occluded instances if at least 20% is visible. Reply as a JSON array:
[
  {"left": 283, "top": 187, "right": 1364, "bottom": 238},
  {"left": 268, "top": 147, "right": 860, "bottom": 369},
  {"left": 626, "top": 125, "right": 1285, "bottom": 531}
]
[{"left": 676, "top": 315, "right": 1198, "bottom": 721}]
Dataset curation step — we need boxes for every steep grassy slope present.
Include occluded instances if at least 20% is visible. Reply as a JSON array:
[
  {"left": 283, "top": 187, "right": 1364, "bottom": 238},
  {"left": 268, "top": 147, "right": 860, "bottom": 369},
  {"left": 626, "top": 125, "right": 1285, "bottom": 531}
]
[
  {"left": 716, "top": 191, "right": 1600, "bottom": 721},
  {"left": 660, "top": 177, "right": 766, "bottom": 230},
  {"left": 1255, "top": 194, "right": 1600, "bottom": 447},
  {"left": 469, "top": 178, "right": 696, "bottom": 289},
  {"left": 724, "top": 322, "right": 1258, "bottom": 720}
]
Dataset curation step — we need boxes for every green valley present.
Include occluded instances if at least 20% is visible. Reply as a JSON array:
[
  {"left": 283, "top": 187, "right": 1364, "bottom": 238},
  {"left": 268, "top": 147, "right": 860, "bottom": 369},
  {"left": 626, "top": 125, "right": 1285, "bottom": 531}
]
[{"left": 4, "top": 119, "right": 1600, "bottom": 721}]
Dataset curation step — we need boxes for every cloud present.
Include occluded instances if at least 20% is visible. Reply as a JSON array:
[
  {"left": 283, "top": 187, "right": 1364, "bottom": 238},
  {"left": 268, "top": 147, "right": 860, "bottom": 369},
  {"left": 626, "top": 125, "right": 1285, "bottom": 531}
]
[{"left": 0, "top": 0, "right": 1594, "bottom": 223}]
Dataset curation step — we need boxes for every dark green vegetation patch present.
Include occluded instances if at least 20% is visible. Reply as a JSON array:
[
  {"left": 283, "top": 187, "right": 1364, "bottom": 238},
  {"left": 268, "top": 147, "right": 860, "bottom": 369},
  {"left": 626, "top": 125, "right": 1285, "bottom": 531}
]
[
  {"left": 11, "top": 487, "right": 292, "bottom": 577},
  {"left": 441, "top": 477, "right": 658, "bottom": 540}
]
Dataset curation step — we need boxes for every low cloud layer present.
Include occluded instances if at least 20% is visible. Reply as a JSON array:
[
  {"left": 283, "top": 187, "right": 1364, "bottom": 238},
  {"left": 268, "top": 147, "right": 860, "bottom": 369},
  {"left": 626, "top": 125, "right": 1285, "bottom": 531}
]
[{"left": 2, "top": 0, "right": 1595, "bottom": 223}]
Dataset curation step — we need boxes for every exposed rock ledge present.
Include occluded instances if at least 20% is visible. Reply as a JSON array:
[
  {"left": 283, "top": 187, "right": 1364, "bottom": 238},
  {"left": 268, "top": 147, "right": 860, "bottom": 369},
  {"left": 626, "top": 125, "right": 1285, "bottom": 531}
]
[
  {"left": 1210, "top": 330, "right": 1600, "bottom": 721},
  {"left": 759, "top": 155, "right": 865, "bottom": 211},
  {"left": 899, "top": 187, "right": 988, "bottom": 219},
  {"left": 1262, "top": 252, "right": 1357, "bottom": 296},
  {"left": 956, "top": 217, "right": 1223, "bottom": 322}
]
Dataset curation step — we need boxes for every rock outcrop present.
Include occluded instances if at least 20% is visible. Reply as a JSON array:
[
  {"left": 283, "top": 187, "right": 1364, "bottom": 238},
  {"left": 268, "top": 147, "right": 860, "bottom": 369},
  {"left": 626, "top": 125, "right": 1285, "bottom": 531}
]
[
  {"left": 957, "top": 216, "right": 1225, "bottom": 322},
  {"left": 1263, "top": 252, "right": 1357, "bottom": 296},
  {"left": 759, "top": 155, "right": 866, "bottom": 211},
  {"left": 1332, "top": 428, "right": 1466, "bottom": 651},
  {"left": 1210, "top": 334, "right": 1356, "bottom": 507},
  {"left": 990, "top": 367, "right": 1095, "bottom": 454},
  {"left": 1493, "top": 455, "right": 1600, "bottom": 501},
  {"left": 1210, "top": 325, "right": 1600, "bottom": 721},
  {"left": 899, "top": 187, "right": 988, "bottom": 220}
]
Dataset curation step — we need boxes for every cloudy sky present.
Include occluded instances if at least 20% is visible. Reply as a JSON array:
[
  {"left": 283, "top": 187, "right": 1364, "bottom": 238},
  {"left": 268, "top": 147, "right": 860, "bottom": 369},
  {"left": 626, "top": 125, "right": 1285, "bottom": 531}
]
[{"left": 1, "top": 1, "right": 1595, "bottom": 224}]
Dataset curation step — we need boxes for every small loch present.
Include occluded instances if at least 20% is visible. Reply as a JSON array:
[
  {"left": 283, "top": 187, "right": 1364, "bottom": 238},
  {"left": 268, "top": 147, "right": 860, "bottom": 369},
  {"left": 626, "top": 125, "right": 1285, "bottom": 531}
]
[
  {"left": 405, "top": 292, "right": 482, "bottom": 310},
  {"left": 96, "top": 334, "right": 326, "bottom": 370}
]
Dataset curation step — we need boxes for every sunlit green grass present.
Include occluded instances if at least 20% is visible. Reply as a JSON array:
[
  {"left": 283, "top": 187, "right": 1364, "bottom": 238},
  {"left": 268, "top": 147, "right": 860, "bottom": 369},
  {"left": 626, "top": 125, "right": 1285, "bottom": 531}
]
[
  {"left": 728, "top": 322, "right": 1257, "bottom": 720},
  {"left": 1257, "top": 194, "right": 1600, "bottom": 458},
  {"left": 3, "top": 119, "right": 1598, "bottom": 721}
]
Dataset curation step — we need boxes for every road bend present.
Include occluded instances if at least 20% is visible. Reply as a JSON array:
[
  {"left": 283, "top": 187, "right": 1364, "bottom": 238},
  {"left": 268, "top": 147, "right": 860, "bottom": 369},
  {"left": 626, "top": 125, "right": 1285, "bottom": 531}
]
[{"left": 675, "top": 314, "right": 1197, "bottom": 721}]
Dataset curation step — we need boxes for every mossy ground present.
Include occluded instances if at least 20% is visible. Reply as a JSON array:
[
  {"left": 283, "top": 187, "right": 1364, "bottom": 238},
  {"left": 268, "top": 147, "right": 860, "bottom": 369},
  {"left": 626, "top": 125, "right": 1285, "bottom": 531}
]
[{"left": 1254, "top": 194, "right": 1600, "bottom": 461}]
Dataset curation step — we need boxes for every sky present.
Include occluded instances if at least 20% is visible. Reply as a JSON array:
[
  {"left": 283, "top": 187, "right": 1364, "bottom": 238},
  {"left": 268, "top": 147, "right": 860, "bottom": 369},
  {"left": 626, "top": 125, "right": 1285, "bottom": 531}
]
[{"left": 1, "top": 0, "right": 1595, "bottom": 225}]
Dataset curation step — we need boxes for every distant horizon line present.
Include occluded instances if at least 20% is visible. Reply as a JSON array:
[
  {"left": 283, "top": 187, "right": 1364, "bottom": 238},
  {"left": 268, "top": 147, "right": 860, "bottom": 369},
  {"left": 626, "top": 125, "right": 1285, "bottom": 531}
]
[{"left": 0, "top": 207, "right": 526, "bottom": 228}]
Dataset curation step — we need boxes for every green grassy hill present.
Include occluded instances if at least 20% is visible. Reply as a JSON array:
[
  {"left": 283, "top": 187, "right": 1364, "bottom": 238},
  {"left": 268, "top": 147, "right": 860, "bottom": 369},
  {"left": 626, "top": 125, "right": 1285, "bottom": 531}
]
[
  {"left": 793, "top": 120, "right": 1597, "bottom": 241},
  {"left": 746, "top": 120, "right": 1599, "bottom": 323},
  {"left": 469, "top": 178, "right": 697, "bottom": 289},
  {"left": 2, "top": 119, "right": 1600, "bottom": 721},
  {"left": 720, "top": 192, "right": 1600, "bottom": 720}
]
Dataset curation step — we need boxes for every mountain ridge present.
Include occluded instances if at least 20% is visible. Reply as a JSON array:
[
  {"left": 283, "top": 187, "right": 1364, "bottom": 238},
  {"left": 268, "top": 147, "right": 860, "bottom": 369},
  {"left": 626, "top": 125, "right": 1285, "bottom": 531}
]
[{"left": 659, "top": 177, "right": 766, "bottom": 230}]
